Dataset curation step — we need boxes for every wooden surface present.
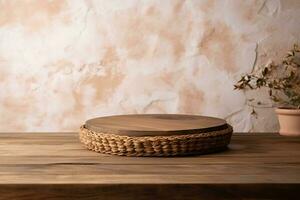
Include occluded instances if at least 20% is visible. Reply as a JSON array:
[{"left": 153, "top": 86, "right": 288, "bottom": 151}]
[
  {"left": 85, "top": 114, "right": 227, "bottom": 136},
  {"left": 0, "top": 133, "right": 300, "bottom": 199}
]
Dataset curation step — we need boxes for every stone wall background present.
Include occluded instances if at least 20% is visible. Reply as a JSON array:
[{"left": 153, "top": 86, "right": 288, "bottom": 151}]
[{"left": 0, "top": 0, "right": 299, "bottom": 132}]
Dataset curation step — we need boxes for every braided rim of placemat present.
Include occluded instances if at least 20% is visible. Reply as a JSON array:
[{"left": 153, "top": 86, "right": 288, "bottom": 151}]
[{"left": 79, "top": 124, "right": 233, "bottom": 157}]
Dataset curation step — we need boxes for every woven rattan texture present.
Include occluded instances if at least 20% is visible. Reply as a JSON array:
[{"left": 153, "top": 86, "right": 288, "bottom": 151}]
[{"left": 79, "top": 125, "right": 233, "bottom": 157}]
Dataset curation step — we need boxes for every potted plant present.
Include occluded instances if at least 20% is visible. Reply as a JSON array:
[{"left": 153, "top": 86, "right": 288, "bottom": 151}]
[{"left": 234, "top": 44, "right": 300, "bottom": 136}]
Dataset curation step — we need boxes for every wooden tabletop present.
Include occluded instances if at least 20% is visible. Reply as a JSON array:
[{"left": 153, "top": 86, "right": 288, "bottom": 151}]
[
  {"left": 0, "top": 133, "right": 299, "bottom": 199},
  {"left": 85, "top": 114, "right": 228, "bottom": 136}
]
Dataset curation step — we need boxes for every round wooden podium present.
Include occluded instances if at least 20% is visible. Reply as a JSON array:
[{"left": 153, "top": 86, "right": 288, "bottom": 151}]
[{"left": 79, "top": 114, "right": 232, "bottom": 157}]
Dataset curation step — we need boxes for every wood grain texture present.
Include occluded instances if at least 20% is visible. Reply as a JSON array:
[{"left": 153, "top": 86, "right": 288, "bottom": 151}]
[
  {"left": 0, "top": 184, "right": 299, "bottom": 200},
  {"left": 85, "top": 114, "right": 228, "bottom": 136},
  {"left": 0, "top": 132, "right": 300, "bottom": 199}
]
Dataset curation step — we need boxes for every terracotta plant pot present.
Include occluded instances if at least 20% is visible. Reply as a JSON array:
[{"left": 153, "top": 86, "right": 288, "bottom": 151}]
[{"left": 275, "top": 107, "right": 300, "bottom": 136}]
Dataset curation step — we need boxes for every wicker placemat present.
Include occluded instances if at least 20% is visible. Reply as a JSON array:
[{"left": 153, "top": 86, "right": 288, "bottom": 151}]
[{"left": 79, "top": 114, "right": 233, "bottom": 157}]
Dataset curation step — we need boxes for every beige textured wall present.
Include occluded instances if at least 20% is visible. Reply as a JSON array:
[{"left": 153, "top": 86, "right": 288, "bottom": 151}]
[{"left": 0, "top": 0, "right": 299, "bottom": 132}]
